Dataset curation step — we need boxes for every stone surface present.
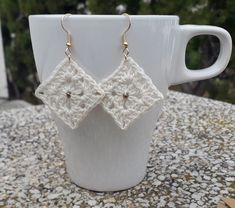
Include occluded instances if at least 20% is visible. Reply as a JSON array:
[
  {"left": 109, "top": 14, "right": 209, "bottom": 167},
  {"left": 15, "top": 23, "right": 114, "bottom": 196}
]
[
  {"left": 0, "top": 99, "right": 31, "bottom": 111},
  {"left": 0, "top": 91, "right": 234, "bottom": 207}
]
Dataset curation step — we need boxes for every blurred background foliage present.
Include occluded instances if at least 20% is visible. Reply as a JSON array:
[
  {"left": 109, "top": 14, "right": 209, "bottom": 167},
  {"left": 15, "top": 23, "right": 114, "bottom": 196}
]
[{"left": 0, "top": 0, "right": 234, "bottom": 104}]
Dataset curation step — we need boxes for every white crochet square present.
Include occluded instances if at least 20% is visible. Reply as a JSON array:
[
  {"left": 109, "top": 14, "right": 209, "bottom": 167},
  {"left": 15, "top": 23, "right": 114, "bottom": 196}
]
[
  {"left": 35, "top": 58, "right": 104, "bottom": 129},
  {"left": 100, "top": 57, "right": 164, "bottom": 130}
]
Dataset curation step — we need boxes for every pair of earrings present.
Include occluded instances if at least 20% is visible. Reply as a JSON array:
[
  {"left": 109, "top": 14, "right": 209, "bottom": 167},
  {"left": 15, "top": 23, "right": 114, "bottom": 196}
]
[{"left": 35, "top": 14, "right": 163, "bottom": 130}]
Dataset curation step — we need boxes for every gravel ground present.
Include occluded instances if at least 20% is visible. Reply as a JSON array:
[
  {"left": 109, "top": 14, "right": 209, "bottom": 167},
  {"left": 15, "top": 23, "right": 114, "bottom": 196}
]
[
  {"left": 0, "top": 91, "right": 234, "bottom": 208},
  {"left": 0, "top": 99, "right": 31, "bottom": 111}
]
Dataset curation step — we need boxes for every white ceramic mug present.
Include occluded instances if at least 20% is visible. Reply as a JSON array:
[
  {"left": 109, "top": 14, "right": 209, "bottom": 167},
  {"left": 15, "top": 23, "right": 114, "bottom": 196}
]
[{"left": 29, "top": 15, "right": 232, "bottom": 192}]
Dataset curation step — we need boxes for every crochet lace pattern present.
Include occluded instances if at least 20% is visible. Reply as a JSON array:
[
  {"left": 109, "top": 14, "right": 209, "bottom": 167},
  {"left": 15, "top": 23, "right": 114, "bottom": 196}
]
[
  {"left": 100, "top": 57, "right": 164, "bottom": 130},
  {"left": 35, "top": 58, "right": 104, "bottom": 129}
]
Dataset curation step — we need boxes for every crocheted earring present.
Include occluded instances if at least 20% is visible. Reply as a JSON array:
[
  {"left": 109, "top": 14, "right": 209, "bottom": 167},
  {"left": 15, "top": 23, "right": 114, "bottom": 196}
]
[
  {"left": 35, "top": 14, "right": 104, "bottom": 129},
  {"left": 100, "top": 13, "right": 164, "bottom": 130}
]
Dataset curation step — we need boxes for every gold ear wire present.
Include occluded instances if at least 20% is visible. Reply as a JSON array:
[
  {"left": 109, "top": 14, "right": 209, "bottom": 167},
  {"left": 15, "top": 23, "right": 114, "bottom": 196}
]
[
  {"left": 122, "top": 13, "right": 131, "bottom": 59},
  {"left": 61, "top": 13, "right": 72, "bottom": 60}
]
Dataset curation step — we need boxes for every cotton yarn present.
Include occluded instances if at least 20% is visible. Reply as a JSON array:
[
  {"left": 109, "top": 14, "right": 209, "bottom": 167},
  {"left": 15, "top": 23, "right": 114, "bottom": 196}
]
[
  {"left": 100, "top": 57, "right": 164, "bottom": 130},
  {"left": 35, "top": 58, "right": 104, "bottom": 129}
]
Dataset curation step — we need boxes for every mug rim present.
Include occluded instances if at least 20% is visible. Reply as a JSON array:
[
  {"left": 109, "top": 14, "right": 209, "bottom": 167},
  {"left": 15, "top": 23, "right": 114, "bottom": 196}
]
[{"left": 29, "top": 14, "right": 179, "bottom": 21}]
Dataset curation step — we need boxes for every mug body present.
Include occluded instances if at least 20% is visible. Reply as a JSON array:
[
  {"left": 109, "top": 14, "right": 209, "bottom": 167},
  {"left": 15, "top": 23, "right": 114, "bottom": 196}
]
[
  {"left": 29, "top": 15, "right": 181, "bottom": 191},
  {"left": 29, "top": 15, "right": 231, "bottom": 191}
]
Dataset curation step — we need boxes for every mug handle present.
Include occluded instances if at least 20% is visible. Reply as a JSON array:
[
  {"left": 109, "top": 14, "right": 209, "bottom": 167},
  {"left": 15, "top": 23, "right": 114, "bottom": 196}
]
[{"left": 169, "top": 25, "right": 232, "bottom": 85}]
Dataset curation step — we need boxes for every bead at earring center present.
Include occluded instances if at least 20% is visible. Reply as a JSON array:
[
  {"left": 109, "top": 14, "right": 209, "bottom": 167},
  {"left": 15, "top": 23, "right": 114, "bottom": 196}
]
[
  {"left": 66, "top": 91, "right": 71, "bottom": 98},
  {"left": 123, "top": 92, "right": 129, "bottom": 99}
]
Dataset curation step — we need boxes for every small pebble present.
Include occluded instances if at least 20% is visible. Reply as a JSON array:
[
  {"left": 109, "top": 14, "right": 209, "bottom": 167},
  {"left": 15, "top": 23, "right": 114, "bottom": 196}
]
[
  {"left": 88, "top": 200, "right": 97, "bottom": 206},
  {"left": 47, "top": 193, "right": 60, "bottom": 200},
  {"left": 158, "top": 175, "right": 165, "bottom": 181},
  {"left": 189, "top": 202, "right": 198, "bottom": 208}
]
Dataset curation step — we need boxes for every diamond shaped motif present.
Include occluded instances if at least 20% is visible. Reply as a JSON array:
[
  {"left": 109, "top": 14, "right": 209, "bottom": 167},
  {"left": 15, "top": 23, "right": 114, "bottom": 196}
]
[
  {"left": 35, "top": 58, "right": 104, "bottom": 129},
  {"left": 100, "top": 57, "right": 164, "bottom": 130}
]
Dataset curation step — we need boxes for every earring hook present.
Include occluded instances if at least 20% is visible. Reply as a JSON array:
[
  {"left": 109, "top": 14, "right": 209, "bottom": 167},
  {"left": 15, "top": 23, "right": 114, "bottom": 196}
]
[
  {"left": 122, "top": 13, "right": 131, "bottom": 59},
  {"left": 61, "top": 13, "right": 72, "bottom": 60}
]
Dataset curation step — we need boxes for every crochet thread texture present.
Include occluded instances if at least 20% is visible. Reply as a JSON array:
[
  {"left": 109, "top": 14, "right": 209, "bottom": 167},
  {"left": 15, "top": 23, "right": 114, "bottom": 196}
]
[
  {"left": 35, "top": 58, "right": 104, "bottom": 129},
  {"left": 100, "top": 57, "right": 164, "bottom": 130}
]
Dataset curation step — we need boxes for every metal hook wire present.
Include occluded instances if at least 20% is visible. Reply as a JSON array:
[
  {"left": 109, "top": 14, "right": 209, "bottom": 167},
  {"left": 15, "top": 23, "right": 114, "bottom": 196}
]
[
  {"left": 61, "top": 13, "right": 72, "bottom": 60},
  {"left": 122, "top": 13, "right": 131, "bottom": 59}
]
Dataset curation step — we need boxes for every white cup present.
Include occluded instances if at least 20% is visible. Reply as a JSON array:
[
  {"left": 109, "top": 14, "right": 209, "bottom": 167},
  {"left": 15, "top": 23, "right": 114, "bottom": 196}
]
[{"left": 29, "top": 15, "right": 232, "bottom": 191}]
